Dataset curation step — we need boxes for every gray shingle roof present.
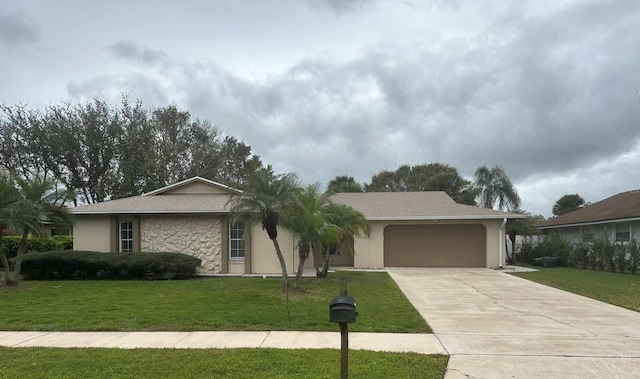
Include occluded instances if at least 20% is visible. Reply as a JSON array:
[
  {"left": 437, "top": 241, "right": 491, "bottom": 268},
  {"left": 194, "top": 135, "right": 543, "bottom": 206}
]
[
  {"left": 70, "top": 194, "right": 233, "bottom": 215},
  {"left": 330, "top": 192, "right": 522, "bottom": 220},
  {"left": 537, "top": 190, "right": 640, "bottom": 228},
  {"left": 69, "top": 177, "right": 522, "bottom": 220}
]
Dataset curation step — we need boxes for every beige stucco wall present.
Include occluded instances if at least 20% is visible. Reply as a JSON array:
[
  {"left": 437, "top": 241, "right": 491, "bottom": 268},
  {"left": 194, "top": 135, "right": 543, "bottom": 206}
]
[
  {"left": 73, "top": 215, "right": 112, "bottom": 252},
  {"left": 228, "top": 261, "right": 244, "bottom": 274},
  {"left": 249, "top": 225, "right": 297, "bottom": 274},
  {"left": 140, "top": 215, "right": 223, "bottom": 274},
  {"left": 353, "top": 219, "right": 505, "bottom": 269}
]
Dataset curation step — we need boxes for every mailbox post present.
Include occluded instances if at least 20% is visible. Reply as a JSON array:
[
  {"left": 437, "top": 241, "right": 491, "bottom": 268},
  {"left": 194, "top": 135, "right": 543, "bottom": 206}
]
[{"left": 329, "top": 278, "right": 357, "bottom": 379}]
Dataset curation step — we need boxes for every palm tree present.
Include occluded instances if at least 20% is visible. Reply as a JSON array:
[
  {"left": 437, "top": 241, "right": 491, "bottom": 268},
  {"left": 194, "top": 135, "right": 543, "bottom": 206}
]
[
  {"left": 0, "top": 176, "right": 40, "bottom": 285},
  {"left": 327, "top": 175, "right": 363, "bottom": 193},
  {"left": 505, "top": 210, "right": 542, "bottom": 264},
  {"left": 473, "top": 165, "right": 521, "bottom": 210},
  {"left": 552, "top": 194, "right": 585, "bottom": 216},
  {"left": 282, "top": 184, "right": 341, "bottom": 287},
  {"left": 228, "top": 170, "right": 301, "bottom": 290},
  {"left": 316, "top": 203, "right": 370, "bottom": 278},
  {"left": 12, "top": 175, "right": 74, "bottom": 281}
]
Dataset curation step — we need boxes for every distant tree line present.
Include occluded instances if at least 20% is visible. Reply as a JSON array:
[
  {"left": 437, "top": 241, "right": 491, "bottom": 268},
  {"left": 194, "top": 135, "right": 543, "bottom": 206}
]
[
  {"left": 0, "top": 98, "right": 264, "bottom": 204},
  {"left": 328, "top": 163, "right": 521, "bottom": 210}
]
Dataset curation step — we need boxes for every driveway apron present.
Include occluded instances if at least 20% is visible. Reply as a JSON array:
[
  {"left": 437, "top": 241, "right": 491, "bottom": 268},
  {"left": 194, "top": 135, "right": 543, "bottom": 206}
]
[{"left": 387, "top": 267, "right": 640, "bottom": 379}]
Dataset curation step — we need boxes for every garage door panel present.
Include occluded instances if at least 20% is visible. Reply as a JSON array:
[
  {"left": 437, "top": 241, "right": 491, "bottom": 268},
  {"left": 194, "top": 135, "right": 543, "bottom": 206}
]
[{"left": 384, "top": 224, "right": 486, "bottom": 267}]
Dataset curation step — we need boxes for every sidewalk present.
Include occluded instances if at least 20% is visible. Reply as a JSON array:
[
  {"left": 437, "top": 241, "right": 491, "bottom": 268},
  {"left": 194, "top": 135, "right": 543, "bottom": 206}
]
[{"left": 0, "top": 331, "right": 446, "bottom": 354}]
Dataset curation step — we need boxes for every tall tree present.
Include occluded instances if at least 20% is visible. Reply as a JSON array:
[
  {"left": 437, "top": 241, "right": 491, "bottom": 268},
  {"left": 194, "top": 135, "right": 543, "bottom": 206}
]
[
  {"left": 327, "top": 175, "right": 364, "bottom": 193},
  {"left": 364, "top": 163, "right": 476, "bottom": 205},
  {"left": 0, "top": 176, "right": 40, "bottom": 286},
  {"left": 1, "top": 99, "right": 264, "bottom": 202},
  {"left": 12, "top": 175, "right": 74, "bottom": 282},
  {"left": 316, "top": 203, "right": 370, "bottom": 278},
  {"left": 473, "top": 165, "right": 521, "bottom": 210},
  {"left": 228, "top": 171, "right": 301, "bottom": 290},
  {"left": 552, "top": 194, "right": 585, "bottom": 216}
]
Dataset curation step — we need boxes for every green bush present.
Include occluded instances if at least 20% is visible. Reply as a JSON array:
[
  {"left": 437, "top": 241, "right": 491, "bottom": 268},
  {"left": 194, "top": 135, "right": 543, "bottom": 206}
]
[
  {"left": 572, "top": 242, "right": 590, "bottom": 269},
  {"left": 21, "top": 251, "right": 201, "bottom": 280},
  {"left": 614, "top": 243, "right": 628, "bottom": 273},
  {"left": 629, "top": 239, "right": 639, "bottom": 274},
  {"left": 0, "top": 235, "right": 71, "bottom": 258},
  {"left": 522, "top": 234, "right": 572, "bottom": 266},
  {"left": 51, "top": 235, "right": 73, "bottom": 250}
]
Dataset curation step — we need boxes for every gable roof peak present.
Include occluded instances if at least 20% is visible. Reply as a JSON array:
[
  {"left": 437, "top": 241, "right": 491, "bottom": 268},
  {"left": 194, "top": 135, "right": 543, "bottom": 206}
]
[{"left": 141, "top": 176, "right": 242, "bottom": 197}]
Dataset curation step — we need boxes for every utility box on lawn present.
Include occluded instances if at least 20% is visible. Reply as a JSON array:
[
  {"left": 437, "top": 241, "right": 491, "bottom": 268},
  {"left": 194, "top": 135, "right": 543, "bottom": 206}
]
[{"left": 329, "top": 295, "right": 357, "bottom": 323}]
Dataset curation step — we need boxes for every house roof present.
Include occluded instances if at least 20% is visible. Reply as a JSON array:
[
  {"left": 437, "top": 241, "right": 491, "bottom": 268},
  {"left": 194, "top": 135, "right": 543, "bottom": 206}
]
[
  {"left": 141, "top": 176, "right": 241, "bottom": 196},
  {"left": 330, "top": 192, "right": 523, "bottom": 220},
  {"left": 70, "top": 177, "right": 523, "bottom": 220},
  {"left": 69, "top": 194, "right": 233, "bottom": 215},
  {"left": 537, "top": 189, "right": 640, "bottom": 228}
]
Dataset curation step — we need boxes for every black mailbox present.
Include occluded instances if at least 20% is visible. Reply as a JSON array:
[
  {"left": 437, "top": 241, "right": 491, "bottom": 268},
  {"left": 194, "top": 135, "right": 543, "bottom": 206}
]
[{"left": 329, "top": 295, "right": 357, "bottom": 323}]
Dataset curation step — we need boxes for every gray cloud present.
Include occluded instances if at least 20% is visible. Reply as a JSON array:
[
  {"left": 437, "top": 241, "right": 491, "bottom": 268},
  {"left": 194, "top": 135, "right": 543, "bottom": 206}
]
[
  {"left": 108, "top": 40, "right": 168, "bottom": 66},
  {"left": 0, "top": 10, "right": 40, "bottom": 46},
  {"left": 18, "top": 0, "right": 636, "bottom": 217}
]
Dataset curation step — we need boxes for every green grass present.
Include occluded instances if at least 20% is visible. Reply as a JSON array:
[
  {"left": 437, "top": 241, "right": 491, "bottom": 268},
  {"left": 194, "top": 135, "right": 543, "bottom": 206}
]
[
  {"left": 0, "top": 347, "right": 448, "bottom": 379},
  {"left": 511, "top": 267, "right": 640, "bottom": 312},
  {"left": 0, "top": 271, "right": 430, "bottom": 333}
]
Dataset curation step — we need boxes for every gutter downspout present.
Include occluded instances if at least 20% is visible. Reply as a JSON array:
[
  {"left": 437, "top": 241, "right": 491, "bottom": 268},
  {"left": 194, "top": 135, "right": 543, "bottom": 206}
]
[{"left": 499, "top": 217, "right": 507, "bottom": 268}]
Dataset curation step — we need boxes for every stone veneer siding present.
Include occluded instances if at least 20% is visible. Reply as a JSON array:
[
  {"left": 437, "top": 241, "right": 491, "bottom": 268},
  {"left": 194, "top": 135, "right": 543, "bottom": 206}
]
[{"left": 140, "top": 215, "right": 222, "bottom": 274}]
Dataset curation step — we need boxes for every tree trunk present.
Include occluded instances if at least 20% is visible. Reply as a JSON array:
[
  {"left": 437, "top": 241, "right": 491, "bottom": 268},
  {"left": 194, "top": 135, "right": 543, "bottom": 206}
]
[
  {"left": 1, "top": 245, "right": 14, "bottom": 286},
  {"left": 509, "top": 235, "right": 517, "bottom": 265},
  {"left": 295, "top": 243, "right": 310, "bottom": 288},
  {"left": 271, "top": 238, "right": 288, "bottom": 290},
  {"left": 12, "top": 228, "right": 30, "bottom": 282}
]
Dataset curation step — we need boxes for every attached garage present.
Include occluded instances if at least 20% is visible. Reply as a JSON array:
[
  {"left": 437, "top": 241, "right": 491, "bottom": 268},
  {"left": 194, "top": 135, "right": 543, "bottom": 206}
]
[{"left": 383, "top": 224, "right": 486, "bottom": 267}]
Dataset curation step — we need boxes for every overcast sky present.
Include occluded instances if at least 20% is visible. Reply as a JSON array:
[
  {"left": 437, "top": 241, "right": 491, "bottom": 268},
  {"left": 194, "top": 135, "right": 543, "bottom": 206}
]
[{"left": 1, "top": 0, "right": 639, "bottom": 217}]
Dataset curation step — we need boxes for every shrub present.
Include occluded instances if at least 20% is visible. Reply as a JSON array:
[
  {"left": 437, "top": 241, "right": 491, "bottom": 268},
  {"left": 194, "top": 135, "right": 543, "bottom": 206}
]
[
  {"left": 629, "top": 239, "right": 639, "bottom": 274},
  {"left": 613, "top": 243, "right": 628, "bottom": 274},
  {"left": 516, "top": 238, "right": 536, "bottom": 263},
  {"left": 21, "top": 251, "right": 201, "bottom": 280},
  {"left": 0, "top": 235, "right": 71, "bottom": 258},
  {"left": 572, "top": 242, "right": 590, "bottom": 269},
  {"left": 51, "top": 235, "right": 73, "bottom": 250}
]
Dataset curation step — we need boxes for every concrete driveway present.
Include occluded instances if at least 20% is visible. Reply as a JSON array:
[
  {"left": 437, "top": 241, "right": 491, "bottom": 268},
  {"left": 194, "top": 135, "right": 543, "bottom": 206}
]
[{"left": 387, "top": 268, "right": 640, "bottom": 379}]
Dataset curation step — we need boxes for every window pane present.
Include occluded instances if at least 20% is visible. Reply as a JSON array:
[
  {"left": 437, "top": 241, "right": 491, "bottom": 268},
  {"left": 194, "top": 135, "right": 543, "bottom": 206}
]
[{"left": 229, "top": 220, "right": 245, "bottom": 259}]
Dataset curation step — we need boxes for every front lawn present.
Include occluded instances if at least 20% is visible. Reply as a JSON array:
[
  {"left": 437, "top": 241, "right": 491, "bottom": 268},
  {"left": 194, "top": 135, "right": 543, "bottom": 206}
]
[
  {"left": 0, "top": 347, "right": 448, "bottom": 379},
  {"left": 0, "top": 271, "right": 430, "bottom": 333},
  {"left": 511, "top": 267, "right": 640, "bottom": 312}
]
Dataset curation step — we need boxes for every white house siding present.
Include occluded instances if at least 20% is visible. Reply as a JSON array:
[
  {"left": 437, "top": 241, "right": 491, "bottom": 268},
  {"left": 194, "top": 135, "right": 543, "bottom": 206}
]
[
  {"left": 554, "top": 226, "right": 582, "bottom": 243},
  {"left": 140, "top": 215, "right": 223, "bottom": 274}
]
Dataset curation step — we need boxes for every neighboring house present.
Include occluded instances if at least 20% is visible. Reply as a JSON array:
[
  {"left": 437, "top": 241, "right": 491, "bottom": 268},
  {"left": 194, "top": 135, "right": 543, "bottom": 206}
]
[
  {"left": 70, "top": 176, "right": 523, "bottom": 275},
  {"left": 537, "top": 190, "right": 640, "bottom": 243}
]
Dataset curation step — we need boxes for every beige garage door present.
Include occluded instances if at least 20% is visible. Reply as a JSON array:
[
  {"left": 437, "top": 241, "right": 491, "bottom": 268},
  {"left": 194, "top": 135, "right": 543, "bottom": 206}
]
[{"left": 384, "top": 224, "right": 486, "bottom": 267}]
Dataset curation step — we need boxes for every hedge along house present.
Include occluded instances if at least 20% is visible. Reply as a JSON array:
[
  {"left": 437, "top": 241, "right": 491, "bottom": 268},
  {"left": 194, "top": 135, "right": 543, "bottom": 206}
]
[
  {"left": 537, "top": 189, "right": 640, "bottom": 243},
  {"left": 70, "top": 177, "right": 523, "bottom": 274}
]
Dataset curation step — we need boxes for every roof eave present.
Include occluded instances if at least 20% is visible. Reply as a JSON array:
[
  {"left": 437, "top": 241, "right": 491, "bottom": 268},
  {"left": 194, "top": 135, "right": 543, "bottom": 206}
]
[
  {"left": 366, "top": 214, "right": 524, "bottom": 221},
  {"left": 71, "top": 210, "right": 230, "bottom": 215},
  {"left": 537, "top": 216, "right": 640, "bottom": 229}
]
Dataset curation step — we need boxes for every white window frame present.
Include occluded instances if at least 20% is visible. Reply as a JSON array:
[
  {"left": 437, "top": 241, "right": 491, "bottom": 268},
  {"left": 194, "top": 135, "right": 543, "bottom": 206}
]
[
  {"left": 615, "top": 223, "right": 630, "bottom": 242},
  {"left": 229, "top": 221, "right": 245, "bottom": 259},
  {"left": 581, "top": 225, "right": 594, "bottom": 243},
  {"left": 119, "top": 219, "right": 133, "bottom": 253}
]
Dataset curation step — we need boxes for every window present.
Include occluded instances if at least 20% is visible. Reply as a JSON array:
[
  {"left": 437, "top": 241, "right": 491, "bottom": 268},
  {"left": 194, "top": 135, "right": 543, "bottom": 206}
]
[
  {"left": 119, "top": 220, "right": 133, "bottom": 252},
  {"left": 51, "top": 228, "right": 71, "bottom": 236},
  {"left": 615, "top": 223, "right": 630, "bottom": 242},
  {"left": 229, "top": 221, "right": 245, "bottom": 259},
  {"left": 582, "top": 225, "right": 594, "bottom": 242}
]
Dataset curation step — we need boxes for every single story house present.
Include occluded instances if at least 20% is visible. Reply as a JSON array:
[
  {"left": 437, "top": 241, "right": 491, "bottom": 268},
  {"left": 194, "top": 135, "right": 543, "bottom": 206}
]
[
  {"left": 537, "top": 189, "right": 640, "bottom": 243},
  {"left": 70, "top": 177, "right": 523, "bottom": 274}
]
